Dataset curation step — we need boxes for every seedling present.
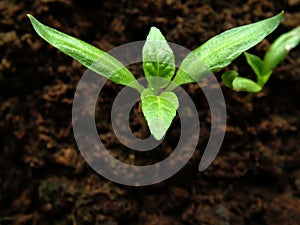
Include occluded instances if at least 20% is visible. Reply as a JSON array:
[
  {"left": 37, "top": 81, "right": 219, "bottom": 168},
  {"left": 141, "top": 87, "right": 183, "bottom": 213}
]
[
  {"left": 28, "top": 12, "right": 283, "bottom": 140},
  {"left": 222, "top": 26, "right": 300, "bottom": 92}
]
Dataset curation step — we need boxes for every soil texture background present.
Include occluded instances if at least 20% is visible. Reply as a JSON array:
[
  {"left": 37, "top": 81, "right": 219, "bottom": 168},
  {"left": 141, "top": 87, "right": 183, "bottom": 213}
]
[{"left": 1, "top": 0, "right": 300, "bottom": 224}]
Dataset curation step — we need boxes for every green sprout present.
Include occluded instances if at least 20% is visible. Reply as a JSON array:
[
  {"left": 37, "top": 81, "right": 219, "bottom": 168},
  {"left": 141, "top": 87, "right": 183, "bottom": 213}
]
[
  {"left": 28, "top": 12, "right": 283, "bottom": 140},
  {"left": 222, "top": 25, "right": 300, "bottom": 92}
]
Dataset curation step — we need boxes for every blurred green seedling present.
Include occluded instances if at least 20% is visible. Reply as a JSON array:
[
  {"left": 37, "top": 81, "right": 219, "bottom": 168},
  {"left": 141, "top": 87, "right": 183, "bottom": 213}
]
[
  {"left": 28, "top": 12, "right": 283, "bottom": 140},
  {"left": 222, "top": 25, "right": 300, "bottom": 92}
]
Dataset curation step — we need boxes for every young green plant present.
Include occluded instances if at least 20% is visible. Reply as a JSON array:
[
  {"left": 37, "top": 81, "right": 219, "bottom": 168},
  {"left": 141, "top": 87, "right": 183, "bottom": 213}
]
[
  {"left": 222, "top": 25, "right": 300, "bottom": 92},
  {"left": 28, "top": 12, "right": 283, "bottom": 140}
]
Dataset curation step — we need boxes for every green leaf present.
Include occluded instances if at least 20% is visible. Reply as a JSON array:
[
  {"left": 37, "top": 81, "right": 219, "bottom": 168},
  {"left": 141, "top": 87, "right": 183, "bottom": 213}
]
[
  {"left": 264, "top": 26, "right": 300, "bottom": 72},
  {"left": 222, "top": 71, "right": 263, "bottom": 92},
  {"left": 171, "top": 51, "right": 211, "bottom": 86},
  {"left": 192, "top": 12, "right": 283, "bottom": 72},
  {"left": 221, "top": 70, "right": 239, "bottom": 88},
  {"left": 27, "top": 14, "right": 143, "bottom": 92},
  {"left": 244, "top": 52, "right": 272, "bottom": 86},
  {"left": 142, "top": 27, "right": 175, "bottom": 90},
  {"left": 232, "top": 77, "right": 262, "bottom": 92},
  {"left": 244, "top": 52, "right": 265, "bottom": 77},
  {"left": 141, "top": 89, "right": 179, "bottom": 140}
]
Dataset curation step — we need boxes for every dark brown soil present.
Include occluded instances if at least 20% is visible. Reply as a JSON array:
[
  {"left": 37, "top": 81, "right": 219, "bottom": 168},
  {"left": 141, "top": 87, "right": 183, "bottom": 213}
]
[{"left": 1, "top": 0, "right": 300, "bottom": 224}]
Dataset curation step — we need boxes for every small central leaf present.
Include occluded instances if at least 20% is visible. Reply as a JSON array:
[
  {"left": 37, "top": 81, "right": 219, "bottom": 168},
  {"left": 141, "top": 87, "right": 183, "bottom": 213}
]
[
  {"left": 142, "top": 27, "right": 175, "bottom": 90},
  {"left": 141, "top": 88, "right": 179, "bottom": 140}
]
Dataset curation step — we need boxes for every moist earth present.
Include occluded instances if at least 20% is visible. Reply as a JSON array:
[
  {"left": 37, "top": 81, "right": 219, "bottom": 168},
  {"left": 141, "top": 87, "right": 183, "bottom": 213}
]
[{"left": 1, "top": 0, "right": 300, "bottom": 224}]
